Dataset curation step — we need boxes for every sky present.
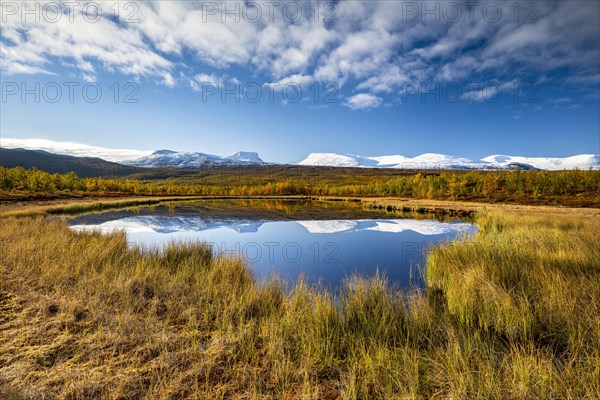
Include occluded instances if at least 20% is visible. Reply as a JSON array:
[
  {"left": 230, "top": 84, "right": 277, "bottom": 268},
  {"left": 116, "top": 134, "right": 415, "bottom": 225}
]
[{"left": 1, "top": 0, "right": 599, "bottom": 163}]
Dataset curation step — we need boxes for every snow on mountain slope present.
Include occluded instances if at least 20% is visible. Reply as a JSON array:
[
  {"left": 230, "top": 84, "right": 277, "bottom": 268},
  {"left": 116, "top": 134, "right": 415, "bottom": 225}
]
[
  {"left": 123, "top": 150, "right": 265, "bottom": 168},
  {"left": 369, "top": 155, "right": 411, "bottom": 166},
  {"left": 406, "top": 153, "right": 487, "bottom": 169},
  {"left": 298, "top": 153, "right": 600, "bottom": 170},
  {"left": 225, "top": 151, "right": 264, "bottom": 163},
  {"left": 482, "top": 154, "right": 600, "bottom": 171},
  {"left": 297, "top": 153, "right": 363, "bottom": 167},
  {"left": 298, "top": 152, "right": 488, "bottom": 169}
]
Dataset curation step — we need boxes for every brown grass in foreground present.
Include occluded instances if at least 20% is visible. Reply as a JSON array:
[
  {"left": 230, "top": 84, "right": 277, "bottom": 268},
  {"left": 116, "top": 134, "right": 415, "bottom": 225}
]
[{"left": 0, "top": 210, "right": 599, "bottom": 399}]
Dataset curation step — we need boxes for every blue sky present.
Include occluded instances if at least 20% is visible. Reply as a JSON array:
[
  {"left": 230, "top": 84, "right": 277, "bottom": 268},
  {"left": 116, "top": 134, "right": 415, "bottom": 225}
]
[{"left": 1, "top": 0, "right": 599, "bottom": 163}]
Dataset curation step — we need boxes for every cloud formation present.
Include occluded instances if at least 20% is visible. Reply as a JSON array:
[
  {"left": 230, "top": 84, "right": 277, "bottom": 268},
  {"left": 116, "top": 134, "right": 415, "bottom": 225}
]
[
  {"left": 1, "top": 1, "right": 598, "bottom": 108},
  {"left": 344, "top": 93, "right": 383, "bottom": 110}
]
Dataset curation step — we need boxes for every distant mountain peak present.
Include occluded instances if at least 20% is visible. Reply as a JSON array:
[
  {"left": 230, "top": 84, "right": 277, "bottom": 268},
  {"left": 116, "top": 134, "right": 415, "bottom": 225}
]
[
  {"left": 123, "top": 149, "right": 265, "bottom": 168},
  {"left": 225, "top": 151, "right": 264, "bottom": 163},
  {"left": 298, "top": 152, "right": 600, "bottom": 171},
  {"left": 152, "top": 149, "right": 178, "bottom": 155}
]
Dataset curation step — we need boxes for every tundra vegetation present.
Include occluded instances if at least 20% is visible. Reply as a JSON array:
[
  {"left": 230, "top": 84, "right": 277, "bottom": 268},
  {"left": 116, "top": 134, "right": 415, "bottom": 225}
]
[
  {"left": 0, "top": 212, "right": 598, "bottom": 397},
  {"left": 1, "top": 166, "right": 599, "bottom": 206},
  {"left": 0, "top": 169, "right": 599, "bottom": 398}
]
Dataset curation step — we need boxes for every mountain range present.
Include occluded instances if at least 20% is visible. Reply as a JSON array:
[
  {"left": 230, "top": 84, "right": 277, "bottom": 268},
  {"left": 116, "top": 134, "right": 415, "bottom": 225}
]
[
  {"left": 119, "top": 150, "right": 600, "bottom": 170},
  {"left": 1, "top": 138, "right": 599, "bottom": 171},
  {"left": 0, "top": 148, "right": 142, "bottom": 177},
  {"left": 297, "top": 153, "right": 600, "bottom": 171},
  {"left": 122, "top": 150, "right": 264, "bottom": 168}
]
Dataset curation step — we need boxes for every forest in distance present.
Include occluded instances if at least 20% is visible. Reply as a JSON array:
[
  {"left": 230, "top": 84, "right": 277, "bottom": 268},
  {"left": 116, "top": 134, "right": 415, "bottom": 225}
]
[{"left": 1, "top": 166, "right": 599, "bottom": 207}]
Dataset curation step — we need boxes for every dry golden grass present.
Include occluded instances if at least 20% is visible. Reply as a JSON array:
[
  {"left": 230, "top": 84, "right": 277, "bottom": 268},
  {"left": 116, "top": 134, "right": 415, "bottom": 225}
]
[{"left": 0, "top": 208, "right": 599, "bottom": 399}]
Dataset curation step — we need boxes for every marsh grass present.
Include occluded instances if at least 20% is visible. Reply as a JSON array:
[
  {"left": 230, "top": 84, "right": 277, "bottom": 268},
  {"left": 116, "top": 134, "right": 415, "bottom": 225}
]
[{"left": 0, "top": 211, "right": 598, "bottom": 399}]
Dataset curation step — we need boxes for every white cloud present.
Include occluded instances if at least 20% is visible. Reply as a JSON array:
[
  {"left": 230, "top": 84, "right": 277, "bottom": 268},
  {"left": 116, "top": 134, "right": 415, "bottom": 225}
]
[
  {"left": 192, "top": 73, "right": 224, "bottom": 89},
  {"left": 356, "top": 65, "right": 410, "bottom": 94},
  {"left": 344, "top": 93, "right": 382, "bottom": 110},
  {"left": 162, "top": 72, "right": 175, "bottom": 88},
  {"left": 1, "top": 1, "right": 173, "bottom": 82},
  {"left": 0, "top": 0, "right": 598, "bottom": 105},
  {"left": 265, "top": 74, "right": 314, "bottom": 89},
  {"left": 81, "top": 73, "right": 96, "bottom": 83},
  {"left": 461, "top": 80, "right": 518, "bottom": 103},
  {"left": 0, "top": 138, "right": 151, "bottom": 162}
]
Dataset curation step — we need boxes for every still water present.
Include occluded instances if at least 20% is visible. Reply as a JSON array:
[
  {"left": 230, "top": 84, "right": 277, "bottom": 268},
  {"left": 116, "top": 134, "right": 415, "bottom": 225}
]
[{"left": 68, "top": 200, "right": 476, "bottom": 289}]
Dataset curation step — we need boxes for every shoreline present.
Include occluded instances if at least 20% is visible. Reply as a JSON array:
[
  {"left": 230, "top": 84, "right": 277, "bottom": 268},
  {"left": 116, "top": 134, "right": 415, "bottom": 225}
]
[{"left": 2, "top": 194, "right": 599, "bottom": 218}]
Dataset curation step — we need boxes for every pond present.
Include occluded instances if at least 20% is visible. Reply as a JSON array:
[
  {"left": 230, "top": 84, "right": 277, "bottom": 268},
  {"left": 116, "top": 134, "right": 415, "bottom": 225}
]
[{"left": 68, "top": 200, "right": 477, "bottom": 290}]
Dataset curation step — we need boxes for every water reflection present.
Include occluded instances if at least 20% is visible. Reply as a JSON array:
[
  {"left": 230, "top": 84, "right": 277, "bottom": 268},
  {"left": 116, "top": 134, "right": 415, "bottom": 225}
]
[{"left": 69, "top": 201, "right": 476, "bottom": 290}]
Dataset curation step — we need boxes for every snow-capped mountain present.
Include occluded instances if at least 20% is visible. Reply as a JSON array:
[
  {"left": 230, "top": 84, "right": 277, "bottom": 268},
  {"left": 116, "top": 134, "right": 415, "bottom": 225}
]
[
  {"left": 123, "top": 150, "right": 265, "bottom": 168},
  {"left": 481, "top": 154, "right": 600, "bottom": 171},
  {"left": 3, "top": 137, "right": 598, "bottom": 171},
  {"left": 226, "top": 151, "right": 264, "bottom": 164},
  {"left": 298, "top": 153, "right": 600, "bottom": 171}
]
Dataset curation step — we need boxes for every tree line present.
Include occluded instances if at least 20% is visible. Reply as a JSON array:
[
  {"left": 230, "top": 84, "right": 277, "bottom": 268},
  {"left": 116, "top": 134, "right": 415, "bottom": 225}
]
[{"left": 1, "top": 166, "right": 599, "bottom": 205}]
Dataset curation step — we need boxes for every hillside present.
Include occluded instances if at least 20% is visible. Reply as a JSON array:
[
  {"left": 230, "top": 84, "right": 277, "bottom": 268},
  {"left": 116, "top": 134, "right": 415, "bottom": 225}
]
[{"left": 0, "top": 148, "right": 142, "bottom": 178}]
